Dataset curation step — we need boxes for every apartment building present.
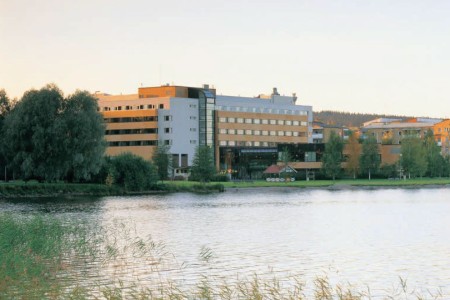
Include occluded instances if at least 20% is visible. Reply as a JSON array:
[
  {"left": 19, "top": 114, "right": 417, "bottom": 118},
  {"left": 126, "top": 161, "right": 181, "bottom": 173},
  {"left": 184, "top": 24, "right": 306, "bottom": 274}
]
[
  {"left": 360, "top": 118, "right": 439, "bottom": 145},
  {"left": 433, "top": 119, "right": 450, "bottom": 155},
  {"left": 96, "top": 85, "right": 313, "bottom": 178},
  {"left": 96, "top": 85, "right": 210, "bottom": 174}
]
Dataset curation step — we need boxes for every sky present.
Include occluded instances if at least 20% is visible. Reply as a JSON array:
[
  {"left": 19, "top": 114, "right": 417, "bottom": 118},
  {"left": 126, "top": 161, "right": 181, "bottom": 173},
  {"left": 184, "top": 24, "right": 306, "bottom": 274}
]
[{"left": 1, "top": 0, "right": 450, "bottom": 117}]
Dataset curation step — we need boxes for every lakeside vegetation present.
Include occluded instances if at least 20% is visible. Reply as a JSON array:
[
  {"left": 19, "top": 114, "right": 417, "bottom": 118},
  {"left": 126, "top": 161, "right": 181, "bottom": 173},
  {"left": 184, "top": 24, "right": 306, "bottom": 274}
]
[{"left": 0, "top": 213, "right": 443, "bottom": 299}]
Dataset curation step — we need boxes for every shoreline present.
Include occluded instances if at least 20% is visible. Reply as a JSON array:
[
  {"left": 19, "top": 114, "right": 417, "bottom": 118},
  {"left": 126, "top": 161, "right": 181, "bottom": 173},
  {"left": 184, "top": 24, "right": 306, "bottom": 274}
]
[{"left": 1, "top": 179, "right": 450, "bottom": 198}]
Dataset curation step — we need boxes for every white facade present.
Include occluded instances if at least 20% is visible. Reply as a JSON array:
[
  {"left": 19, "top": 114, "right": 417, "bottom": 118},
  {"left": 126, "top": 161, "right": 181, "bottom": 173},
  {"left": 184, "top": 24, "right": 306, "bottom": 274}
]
[{"left": 158, "top": 98, "right": 199, "bottom": 167}]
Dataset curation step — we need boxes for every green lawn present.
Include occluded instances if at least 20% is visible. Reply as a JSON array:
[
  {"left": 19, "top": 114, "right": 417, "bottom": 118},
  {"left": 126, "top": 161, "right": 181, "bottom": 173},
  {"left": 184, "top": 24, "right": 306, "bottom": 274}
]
[{"left": 166, "top": 178, "right": 450, "bottom": 189}]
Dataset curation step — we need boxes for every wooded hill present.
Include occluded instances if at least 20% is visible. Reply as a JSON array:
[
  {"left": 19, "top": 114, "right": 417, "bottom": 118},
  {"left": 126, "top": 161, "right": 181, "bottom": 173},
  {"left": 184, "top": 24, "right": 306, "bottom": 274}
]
[{"left": 313, "top": 110, "right": 414, "bottom": 127}]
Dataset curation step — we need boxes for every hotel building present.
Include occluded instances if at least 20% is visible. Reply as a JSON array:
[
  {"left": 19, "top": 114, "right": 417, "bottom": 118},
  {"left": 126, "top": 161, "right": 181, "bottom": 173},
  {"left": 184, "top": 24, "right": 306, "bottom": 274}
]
[{"left": 96, "top": 85, "right": 313, "bottom": 178}]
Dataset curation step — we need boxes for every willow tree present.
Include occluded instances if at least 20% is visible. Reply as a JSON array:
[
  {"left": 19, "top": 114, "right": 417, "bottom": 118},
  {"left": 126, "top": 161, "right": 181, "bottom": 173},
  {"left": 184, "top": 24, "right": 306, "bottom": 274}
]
[{"left": 2, "top": 84, "right": 105, "bottom": 181}]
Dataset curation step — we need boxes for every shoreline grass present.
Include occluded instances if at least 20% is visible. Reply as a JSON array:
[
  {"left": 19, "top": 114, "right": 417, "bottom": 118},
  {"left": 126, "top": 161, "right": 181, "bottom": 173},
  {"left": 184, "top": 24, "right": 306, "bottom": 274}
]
[
  {"left": 0, "top": 214, "right": 444, "bottom": 299},
  {"left": 168, "top": 177, "right": 450, "bottom": 189},
  {"left": 1, "top": 177, "right": 449, "bottom": 198}
]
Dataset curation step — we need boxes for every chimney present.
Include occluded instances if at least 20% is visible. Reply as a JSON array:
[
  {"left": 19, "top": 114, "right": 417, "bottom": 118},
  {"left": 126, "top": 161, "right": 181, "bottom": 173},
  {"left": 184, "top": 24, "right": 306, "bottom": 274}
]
[
  {"left": 272, "top": 87, "right": 280, "bottom": 96},
  {"left": 203, "top": 84, "right": 210, "bottom": 90}
]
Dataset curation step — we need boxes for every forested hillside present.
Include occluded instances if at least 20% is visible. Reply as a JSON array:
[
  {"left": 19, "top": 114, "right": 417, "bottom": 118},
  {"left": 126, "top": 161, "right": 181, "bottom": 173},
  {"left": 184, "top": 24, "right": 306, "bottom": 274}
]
[{"left": 313, "top": 110, "right": 414, "bottom": 127}]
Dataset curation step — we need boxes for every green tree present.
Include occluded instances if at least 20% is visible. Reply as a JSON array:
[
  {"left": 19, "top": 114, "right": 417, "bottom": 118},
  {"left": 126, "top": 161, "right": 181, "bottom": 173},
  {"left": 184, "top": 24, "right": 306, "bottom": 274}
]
[
  {"left": 3, "top": 84, "right": 64, "bottom": 180},
  {"left": 345, "top": 132, "right": 361, "bottom": 179},
  {"left": 400, "top": 136, "right": 427, "bottom": 179},
  {"left": 2, "top": 84, "right": 106, "bottom": 181},
  {"left": 152, "top": 144, "right": 172, "bottom": 182},
  {"left": 190, "top": 145, "right": 215, "bottom": 182},
  {"left": 423, "top": 130, "right": 443, "bottom": 177},
  {"left": 0, "top": 89, "right": 12, "bottom": 181},
  {"left": 58, "top": 90, "right": 106, "bottom": 181},
  {"left": 321, "top": 131, "right": 344, "bottom": 180},
  {"left": 110, "top": 153, "right": 158, "bottom": 191},
  {"left": 279, "top": 146, "right": 292, "bottom": 180},
  {"left": 360, "top": 136, "right": 380, "bottom": 180}
]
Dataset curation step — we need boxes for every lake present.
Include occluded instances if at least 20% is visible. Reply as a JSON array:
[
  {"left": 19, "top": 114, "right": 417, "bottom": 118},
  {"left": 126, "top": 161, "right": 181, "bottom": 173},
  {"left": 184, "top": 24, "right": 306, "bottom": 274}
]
[{"left": 1, "top": 187, "right": 450, "bottom": 297}]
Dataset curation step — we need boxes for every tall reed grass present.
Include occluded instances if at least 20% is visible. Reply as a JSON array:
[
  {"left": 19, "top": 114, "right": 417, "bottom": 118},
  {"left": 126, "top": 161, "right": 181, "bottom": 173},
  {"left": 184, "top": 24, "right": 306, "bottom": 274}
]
[{"left": 0, "top": 213, "right": 443, "bottom": 299}]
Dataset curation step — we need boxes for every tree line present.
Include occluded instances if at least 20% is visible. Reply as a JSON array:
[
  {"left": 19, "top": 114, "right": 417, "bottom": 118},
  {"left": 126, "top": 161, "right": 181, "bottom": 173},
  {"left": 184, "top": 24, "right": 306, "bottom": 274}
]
[
  {"left": 322, "top": 131, "right": 450, "bottom": 180},
  {"left": 314, "top": 110, "right": 414, "bottom": 127},
  {"left": 0, "top": 85, "right": 217, "bottom": 190}
]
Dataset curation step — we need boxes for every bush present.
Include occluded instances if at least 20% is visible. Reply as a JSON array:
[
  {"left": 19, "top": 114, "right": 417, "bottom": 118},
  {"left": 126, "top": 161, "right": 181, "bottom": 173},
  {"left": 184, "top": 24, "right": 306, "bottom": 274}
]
[
  {"left": 109, "top": 153, "right": 158, "bottom": 191},
  {"left": 211, "top": 174, "right": 229, "bottom": 182}
]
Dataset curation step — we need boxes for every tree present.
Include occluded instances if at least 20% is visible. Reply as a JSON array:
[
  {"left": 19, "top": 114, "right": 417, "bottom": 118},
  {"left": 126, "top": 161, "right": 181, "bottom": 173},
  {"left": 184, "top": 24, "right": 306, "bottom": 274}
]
[
  {"left": 110, "top": 153, "right": 158, "bottom": 191},
  {"left": 279, "top": 146, "right": 292, "bottom": 181},
  {"left": 321, "top": 131, "right": 344, "bottom": 180},
  {"left": 2, "top": 84, "right": 106, "bottom": 181},
  {"left": 0, "top": 89, "right": 12, "bottom": 181},
  {"left": 345, "top": 132, "right": 361, "bottom": 179},
  {"left": 400, "top": 136, "right": 427, "bottom": 179},
  {"left": 360, "top": 135, "right": 380, "bottom": 180},
  {"left": 423, "top": 130, "right": 443, "bottom": 177},
  {"left": 58, "top": 90, "right": 106, "bottom": 181},
  {"left": 152, "top": 144, "right": 172, "bottom": 181},
  {"left": 190, "top": 145, "right": 215, "bottom": 182}
]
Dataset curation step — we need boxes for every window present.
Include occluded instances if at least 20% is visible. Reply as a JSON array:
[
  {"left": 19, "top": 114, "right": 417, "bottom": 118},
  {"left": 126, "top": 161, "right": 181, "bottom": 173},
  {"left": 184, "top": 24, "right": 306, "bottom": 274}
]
[
  {"left": 254, "top": 130, "right": 261, "bottom": 135},
  {"left": 190, "top": 128, "right": 197, "bottom": 132},
  {"left": 285, "top": 131, "right": 292, "bottom": 136},
  {"left": 262, "top": 119, "right": 269, "bottom": 125},
  {"left": 285, "top": 120, "right": 292, "bottom": 126},
  {"left": 254, "top": 119, "right": 261, "bottom": 124},
  {"left": 189, "top": 104, "right": 197, "bottom": 108},
  {"left": 219, "top": 141, "right": 227, "bottom": 146},
  {"left": 277, "top": 120, "right": 284, "bottom": 125},
  {"left": 278, "top": 131, "right": 285, "bottom": 136},
  {"left": 228, "top": 129, "right": 236, "bottom": 135},
  {"left": 228, "top": 141, "right": 236, "bottom": 146},
  {"left": 219, "top": 117, "right": 227, "bottom": 123},
  {"left": 190, "top": 140, "right": 197, "bottom": 144},
  {"left": 164, "top": 115, "right": 172, "bottom": 121},
  {"left": 164, "top": 128, "right": 172, "bottom": 133},
  {"left": 245, "top": 118, "right": 252, "bottom": 124},
  {"left": 293, "top": 121, "right": 299, "bottom": 126},
  {"left": 270, "top": 131, "right": 276, "bottom": 136},
  {"left": 301, "top": 121, "right": 308, "bottom": 126},
  {"left": 164, "top": 140, "right": 172, "bottom": 145},
  {"left": 270, "top": 119, "right": 277, "bottom": 125},
  {"left": 254, "top": 141, "right": 260, "bottom": 146},
  {"left": 262, "top": 130, "right": 269, "bottom": 136},
  {"left": 181, "top": 154, "right": 188, "bottom": 168},
  {"left": 261, "top": 141, "right": 268, "bottom": 147},
  {"left": 172, "top": 154, "right": 180, "bottom": 168},
  {"left": 219, "top": 129, "right": 227, "bottom": 134},
  {"left": 237, "top": 118, "right": 244, "bottom": 123},
  {"left": 237, "top": 129, "right": 244, "bottom": 135},
  {"left": 228, "top": 117, "right": 235, "bottom": 123},
  {"left": 245, "top": 129, "right": 252, "bottom": 135},
  {"left": 190, "top": 116, "right": 197, "bottom": 120},
  {"left": 245, "top": 141, "right": 252, "bottom": 146},
  {"left": 159, "top": 104, "right": 164, "bottom": 109}
]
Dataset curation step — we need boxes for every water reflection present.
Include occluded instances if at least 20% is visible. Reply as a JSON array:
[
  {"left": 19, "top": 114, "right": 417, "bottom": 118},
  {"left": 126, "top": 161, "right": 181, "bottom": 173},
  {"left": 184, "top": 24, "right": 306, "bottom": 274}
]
[{"left": 1, "top": 187, "right": 450, "bottom": 296}]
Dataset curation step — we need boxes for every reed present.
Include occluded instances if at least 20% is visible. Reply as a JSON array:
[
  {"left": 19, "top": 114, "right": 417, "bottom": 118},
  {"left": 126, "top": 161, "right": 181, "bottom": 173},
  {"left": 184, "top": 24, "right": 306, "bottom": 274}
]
[{"left": 0, "top": 213, "right": 443, "bottom": 299}]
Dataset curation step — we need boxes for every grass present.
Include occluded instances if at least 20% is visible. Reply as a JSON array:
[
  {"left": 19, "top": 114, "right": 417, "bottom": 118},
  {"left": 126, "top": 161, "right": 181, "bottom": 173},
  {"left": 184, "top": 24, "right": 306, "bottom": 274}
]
[
  {"left": 0, "top": 213, "right": 444, "bottom": 299},
  {"left": 0, "top": 181, "right": 225, "bottom": 198},
  {"left": 165, "top": 177, "right": 450, "bottom": 189}
]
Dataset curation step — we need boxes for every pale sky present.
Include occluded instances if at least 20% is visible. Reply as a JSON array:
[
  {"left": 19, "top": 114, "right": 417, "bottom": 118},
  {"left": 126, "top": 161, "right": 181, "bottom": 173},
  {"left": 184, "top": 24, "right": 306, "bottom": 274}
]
[{"left": 1, "top": 0, "right": 450, "bottom": 117}]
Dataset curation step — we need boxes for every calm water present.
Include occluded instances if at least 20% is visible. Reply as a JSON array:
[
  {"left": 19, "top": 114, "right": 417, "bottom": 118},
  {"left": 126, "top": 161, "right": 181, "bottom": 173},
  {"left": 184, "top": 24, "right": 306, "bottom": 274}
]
[{"left": 1, "top": 187, "right": 450, "bottom": 296}]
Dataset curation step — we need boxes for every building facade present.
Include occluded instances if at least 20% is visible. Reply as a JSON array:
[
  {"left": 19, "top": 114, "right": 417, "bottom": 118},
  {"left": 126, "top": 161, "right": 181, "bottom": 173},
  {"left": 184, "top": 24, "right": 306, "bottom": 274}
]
[{"left": 97, "top": 85, "right": 313, "bottom": 178}]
